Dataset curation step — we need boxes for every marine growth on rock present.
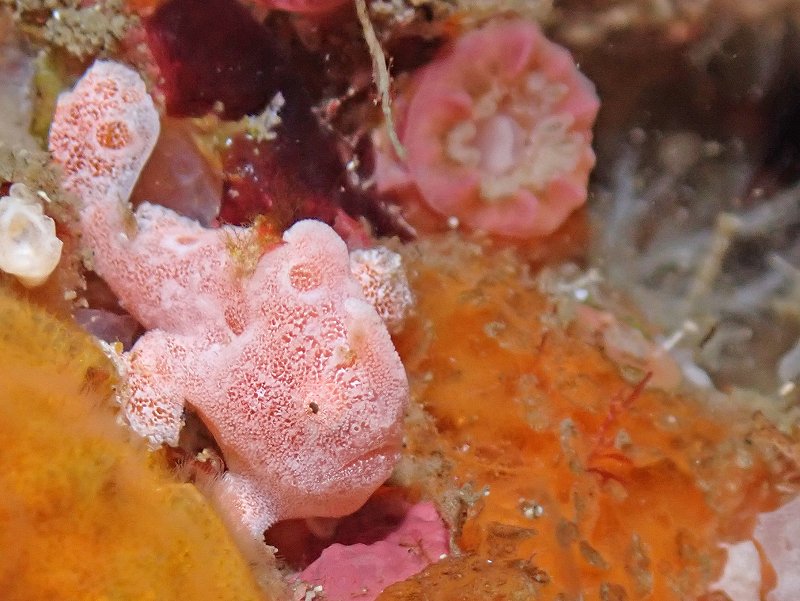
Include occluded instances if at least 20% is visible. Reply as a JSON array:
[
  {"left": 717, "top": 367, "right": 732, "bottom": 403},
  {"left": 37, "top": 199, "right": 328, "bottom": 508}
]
[{"left": 1, "top": 2, "right": 793, "bottom": 599}]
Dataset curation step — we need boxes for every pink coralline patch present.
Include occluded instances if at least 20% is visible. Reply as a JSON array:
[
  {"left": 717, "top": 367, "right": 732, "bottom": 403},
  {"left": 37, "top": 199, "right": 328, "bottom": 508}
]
[
  {"left": 375, "top": 19, "right": 600, "bottom": 239},
  {"left": 49, "top": 61, "right": 409, "bottom": 539},
  {"left": 296, "top": 501, "right": 449, "bottom": 601}
]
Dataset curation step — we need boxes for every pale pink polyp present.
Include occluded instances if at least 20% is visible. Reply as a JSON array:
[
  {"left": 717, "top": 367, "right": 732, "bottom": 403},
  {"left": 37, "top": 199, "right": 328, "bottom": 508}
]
[{"left": 394, "top": 20, "right": 600, "bottom": 238}]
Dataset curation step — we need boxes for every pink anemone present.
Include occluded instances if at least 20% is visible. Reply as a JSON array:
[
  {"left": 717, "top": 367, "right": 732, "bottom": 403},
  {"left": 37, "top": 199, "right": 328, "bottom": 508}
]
[{"left": 377, "top": 20, "right": 600, "bottom": 239}]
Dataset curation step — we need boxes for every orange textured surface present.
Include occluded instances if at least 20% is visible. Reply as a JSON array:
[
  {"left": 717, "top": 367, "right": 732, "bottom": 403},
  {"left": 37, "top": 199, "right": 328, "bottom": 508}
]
[
  {"left": 387, "top": 234, "right": 787, "bottom": 600},
  {"left": 0, "top": 289, "right": 265, "bottom": 601}
]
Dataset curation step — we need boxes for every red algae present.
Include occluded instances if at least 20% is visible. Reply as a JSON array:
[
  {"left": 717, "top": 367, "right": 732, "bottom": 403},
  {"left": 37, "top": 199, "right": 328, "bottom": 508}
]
[
  {"left": 219, "top": 133, "right": 340, "bottom": 228},
  {"left": 386, "top": 233, "right": 793, "bottom": 600},
  {"left": 145, "top": 0, "right": 284, "bottom": 119},
  {"left": 143, "top": 0, "right": 385, "bottom": 233}
]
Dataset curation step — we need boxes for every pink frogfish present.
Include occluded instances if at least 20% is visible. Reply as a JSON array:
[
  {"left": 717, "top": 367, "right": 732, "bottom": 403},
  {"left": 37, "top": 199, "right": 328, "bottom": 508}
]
[{"left": 48, "top": 61, "right": 410, "bottom": 540}]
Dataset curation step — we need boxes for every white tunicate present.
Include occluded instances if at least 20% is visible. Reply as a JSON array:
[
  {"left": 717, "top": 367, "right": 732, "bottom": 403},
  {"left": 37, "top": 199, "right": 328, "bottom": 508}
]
[
  {"left": 754, "top": 495, "right": 800, "bottom": 601},
  {"left": 710, "top": 540, "right": 761, "bottom": 601},
  {"left": 0, "top": 183, "right": 63, "bottom": 287}
]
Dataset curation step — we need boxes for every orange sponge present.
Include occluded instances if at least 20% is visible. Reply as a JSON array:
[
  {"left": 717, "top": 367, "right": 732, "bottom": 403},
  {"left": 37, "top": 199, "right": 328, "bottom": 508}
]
[{"left": 0, "top": 289, "right": 264, "bottom": 601}]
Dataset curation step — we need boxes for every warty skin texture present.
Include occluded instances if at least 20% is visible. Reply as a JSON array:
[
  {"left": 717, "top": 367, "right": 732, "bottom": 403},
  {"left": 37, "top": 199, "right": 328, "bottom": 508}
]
[{"left": 49, "top": 61, "right": 409, "bottom": 540}]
